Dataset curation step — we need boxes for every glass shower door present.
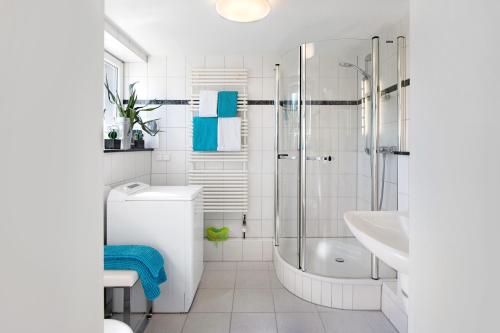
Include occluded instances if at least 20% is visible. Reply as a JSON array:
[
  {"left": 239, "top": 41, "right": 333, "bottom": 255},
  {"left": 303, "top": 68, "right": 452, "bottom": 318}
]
[{"left": 276, "top": 48, "right": 300, "bottom": 268}]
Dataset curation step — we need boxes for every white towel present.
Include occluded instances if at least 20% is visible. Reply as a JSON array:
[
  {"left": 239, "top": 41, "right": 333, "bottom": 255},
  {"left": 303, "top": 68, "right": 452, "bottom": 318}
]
[
  {"left": 199, "top": 90, "right": 218, "bottom": 117},
  {"left": 217, "top": 117, "right": 241, "bottom": 151}
]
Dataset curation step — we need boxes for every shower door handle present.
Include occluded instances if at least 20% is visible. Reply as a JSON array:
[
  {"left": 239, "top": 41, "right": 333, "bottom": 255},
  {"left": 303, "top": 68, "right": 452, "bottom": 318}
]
[
  {"left": 306, "top": 155, "right": 334, "bottom": 162},
  {"left": 277, "top": 153, "right": 297, "bottom": 160}
]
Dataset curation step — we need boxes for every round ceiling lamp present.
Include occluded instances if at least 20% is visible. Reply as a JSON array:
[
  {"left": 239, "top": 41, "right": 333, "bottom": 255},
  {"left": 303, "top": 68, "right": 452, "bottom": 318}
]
[{"left": 216, "top": 0, "right": 271, "bottom": 23}]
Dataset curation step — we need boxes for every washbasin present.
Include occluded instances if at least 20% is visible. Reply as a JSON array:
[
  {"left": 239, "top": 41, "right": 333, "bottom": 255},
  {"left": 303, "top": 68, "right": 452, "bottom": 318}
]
[{"left": 344, "top": 211, "right": 409, "bottom": 274}]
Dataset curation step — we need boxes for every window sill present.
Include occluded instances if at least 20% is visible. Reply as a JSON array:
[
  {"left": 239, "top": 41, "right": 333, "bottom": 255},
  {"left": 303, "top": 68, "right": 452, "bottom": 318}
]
[{"left": 103, "top": 148, "right": 154, "bottom": 153}]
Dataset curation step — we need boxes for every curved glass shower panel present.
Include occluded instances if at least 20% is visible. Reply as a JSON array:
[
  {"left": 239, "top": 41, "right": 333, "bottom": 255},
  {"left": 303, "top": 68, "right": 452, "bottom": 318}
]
[
  {"left": 277, "top": 47, "right": 300, "bottom": 268},
  {"left": 304, "top": 39, "right": 376, "bottom": 278}
]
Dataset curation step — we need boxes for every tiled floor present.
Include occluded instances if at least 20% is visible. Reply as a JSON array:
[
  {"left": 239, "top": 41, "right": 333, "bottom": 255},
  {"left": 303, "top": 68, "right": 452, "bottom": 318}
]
[{"left": 142, "top": 261, "right": 397, "bottom": 333}]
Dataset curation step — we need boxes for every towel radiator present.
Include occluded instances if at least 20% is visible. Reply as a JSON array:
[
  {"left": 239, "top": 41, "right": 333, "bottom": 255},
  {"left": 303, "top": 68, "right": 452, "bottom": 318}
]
[{"left": 188, "top": 68, "right": 249, "bottom": 213}]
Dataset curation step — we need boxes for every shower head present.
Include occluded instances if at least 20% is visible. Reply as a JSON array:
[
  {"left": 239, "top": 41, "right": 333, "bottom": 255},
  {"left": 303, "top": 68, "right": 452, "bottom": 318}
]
[{"left": 338, "top": 61, "right": 371, "bottom": 80}]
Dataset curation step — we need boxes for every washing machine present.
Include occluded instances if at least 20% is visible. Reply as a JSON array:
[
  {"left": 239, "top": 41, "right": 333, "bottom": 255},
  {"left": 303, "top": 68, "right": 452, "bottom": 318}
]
[{"left": 107, "top": 182, "right": 204, "bottom": 313}]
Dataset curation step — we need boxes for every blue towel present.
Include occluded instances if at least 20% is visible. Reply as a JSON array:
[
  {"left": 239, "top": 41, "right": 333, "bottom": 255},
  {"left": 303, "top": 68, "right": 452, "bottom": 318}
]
[
  {"left": 104, "top": 245, "right": 167, "bottom": 300},
  {"left": 193, "top": 116, "right": 218, "bottom": 151},
  {"left": 217, "top": 91, "right": 238, "bottom": 117}
]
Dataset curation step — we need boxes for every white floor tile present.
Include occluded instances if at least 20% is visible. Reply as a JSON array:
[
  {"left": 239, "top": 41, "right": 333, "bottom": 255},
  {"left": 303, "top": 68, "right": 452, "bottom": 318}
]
[
  {"left": 232, "top": 289, "right": 274, "bottom": 313},
  {"left": 276, "top": 313, "right": 326, "bottom": 333},
  {"left": 230, "top": 313, "right": 277, "bottom": 333},
  {"left": 190, "top": 289, "right": 234, "bottom": 313},
  {"left": 200, "top": 270, "right": 237, "bottom": 289},
  {"left": 182, "top": 313, "right": 230, "bottom": 333},
  {"left": 144, "top": 314, "right": 186, "bottom": 333},
  {"left": 235, "top": 270, "right": 271, "bottom": 289}
]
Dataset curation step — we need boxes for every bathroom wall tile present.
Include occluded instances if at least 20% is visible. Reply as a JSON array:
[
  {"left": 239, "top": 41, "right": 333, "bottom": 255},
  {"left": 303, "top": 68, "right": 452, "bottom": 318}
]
[
  {"left": 166, "top": 77, "right": 186, "bottom": 99},
  {"left": 245, "top": 218, "right": 261, "bottom": 238},
  {"left": 150, "top": 173, "right": 167, "bottom": 186},
  {"left": 244, "top": 55, "right": 263, "bottom": 78},
  {"left": 242, "top": 239, "right": 263, "bottom": 261},
  {"left": 262, "top": 239, "right": 273, "bottom": 261},
  {"left": 261, "top": 196, "right": 274, "bottom": 219},
  {"left": 261, "top": 105, "right": 275, "bottom": 127},
  {"left": 248, "top": 105, "right": 263, "bottom": 128},
  {"left": 166, "top": 128, "right": 186, "bottom": 150},
  {"left": 165, "top": 105, "right": 186, "bottom": 128},
  {"left": 398, "top": 193, "right": 409, "bottom": 212},
  {"left": 166, "top": 173, "right": 186, "bottom": 186},
  {"left": 166, "top": 55, "right": 186, "bottom": 77},
  {"left": 247, "top": 78, "right": 263, "bottom": 99},
  {"left": 166, "top": 150, "right": 186, "bottom": 173},
  {"left": 261, "top": 219, "right": 274, "bottom": 238},
  {"left": 261, "top": 128, "right": 274, "bottom": 150},
  {"left": 247, "top": 196, "right": 262, "bottom": 220},
  {"left": 186, "top": 56, "right": 205, "bottom": 73},
  {"left": 223, "top": 239, "right": 242, "bottom": 261},
  {"left": 203, "top": 239, "right": 222, "bottom": 261},
  {"left": 262, "top": 78, "right": 275, "bottom": 100},
  {"left": 398, "top": 155, "right": 409, "bottom": 194},
  {"left": 224, "top": 55, "right": 244, "bottom": 68},
  {"left": 147, "top": 56, "right": 167, "bottom": 77},
  {"left": 205, "top": 55, "right": 225, "bottom": 68},
  {"left": 125, "top": 62, "right": 147, "bottom": 77},
  {"left": 147, "top": 77, "right": 167, "bottom": 99}
]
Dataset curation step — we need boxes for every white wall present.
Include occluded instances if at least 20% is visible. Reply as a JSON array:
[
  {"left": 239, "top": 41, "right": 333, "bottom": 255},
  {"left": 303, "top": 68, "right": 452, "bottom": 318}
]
[
  {"left": 409, "top": 1, "right": 500, "bottom": 332},
  {"left": 0, "top": 1, "right": 103, "bottom": 332}
]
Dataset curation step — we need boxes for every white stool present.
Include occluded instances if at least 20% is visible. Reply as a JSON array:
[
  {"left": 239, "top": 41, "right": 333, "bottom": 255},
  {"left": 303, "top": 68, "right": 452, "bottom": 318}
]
[
  {"left": 104, "top": 319, "right": 133, "bottom": 333},
  {"left": 104, "top": 270, "right": 153, "bottom": 333}
]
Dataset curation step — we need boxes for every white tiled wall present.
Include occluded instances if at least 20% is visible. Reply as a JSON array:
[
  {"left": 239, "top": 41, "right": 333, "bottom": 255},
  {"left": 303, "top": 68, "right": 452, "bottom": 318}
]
[
  {"left": 124, "top": 55, "right": 279, "bottom": 261},
  {"left": 103, "top": 151, "right": 152, "bottom": 187}
]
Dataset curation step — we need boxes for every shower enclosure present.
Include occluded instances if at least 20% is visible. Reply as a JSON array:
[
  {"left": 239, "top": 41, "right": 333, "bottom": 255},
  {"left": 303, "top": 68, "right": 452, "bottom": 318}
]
[{"left": 274, "top": 37, "right": 404, "bottom": 282}]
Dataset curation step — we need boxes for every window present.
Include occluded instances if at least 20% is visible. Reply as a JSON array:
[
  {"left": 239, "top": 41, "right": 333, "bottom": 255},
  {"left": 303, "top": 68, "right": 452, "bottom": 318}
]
[{"left": 103, "top": 52, "right": 123, "bottom": 128}]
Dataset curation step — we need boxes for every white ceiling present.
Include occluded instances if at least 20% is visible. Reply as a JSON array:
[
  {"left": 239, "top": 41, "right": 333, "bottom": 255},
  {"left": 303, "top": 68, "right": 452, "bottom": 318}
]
[{"left": 105, "top": 0, "right": 408, "bottom": 56}]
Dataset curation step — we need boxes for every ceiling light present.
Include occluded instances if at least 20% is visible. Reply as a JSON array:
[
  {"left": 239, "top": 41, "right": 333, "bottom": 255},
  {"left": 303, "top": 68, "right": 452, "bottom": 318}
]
[{"left": 216, "top": 0, "right": 271, "bottom": 23}]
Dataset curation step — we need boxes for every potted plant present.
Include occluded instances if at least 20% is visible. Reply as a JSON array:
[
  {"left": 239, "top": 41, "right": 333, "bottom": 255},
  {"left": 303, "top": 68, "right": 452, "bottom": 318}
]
[
  {"left": 104, "top": 129, "right": 121, "bottom": 149},
  {"left": 105, "top": 79, "right": 160, "bottom": 149},
  {"left": 132, "top": 130, "right": 145, "bottom": 149}
]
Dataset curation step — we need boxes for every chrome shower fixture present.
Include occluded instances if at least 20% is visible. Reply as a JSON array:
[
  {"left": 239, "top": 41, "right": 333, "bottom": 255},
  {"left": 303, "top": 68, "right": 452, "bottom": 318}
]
[{"left": 339, "top": 61, "right": 371, "bottom": 79}]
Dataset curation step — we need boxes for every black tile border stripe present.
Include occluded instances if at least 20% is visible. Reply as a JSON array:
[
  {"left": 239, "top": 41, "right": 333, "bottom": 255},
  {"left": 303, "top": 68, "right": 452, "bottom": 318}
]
[{"left": 123, "top": 79, "right": 410, "bottom": 106}]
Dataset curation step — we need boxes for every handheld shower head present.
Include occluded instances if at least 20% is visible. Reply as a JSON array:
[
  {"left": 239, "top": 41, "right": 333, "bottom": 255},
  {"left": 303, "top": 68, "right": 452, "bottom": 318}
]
[{"left": 338, "top": 61, "right": 371, "bottom": 79}]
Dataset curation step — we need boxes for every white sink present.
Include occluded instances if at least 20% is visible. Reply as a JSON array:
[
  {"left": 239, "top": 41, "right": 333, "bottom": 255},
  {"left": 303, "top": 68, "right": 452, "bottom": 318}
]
[{"left": 344, "top": 211, "right": 409, "bottom": 274}]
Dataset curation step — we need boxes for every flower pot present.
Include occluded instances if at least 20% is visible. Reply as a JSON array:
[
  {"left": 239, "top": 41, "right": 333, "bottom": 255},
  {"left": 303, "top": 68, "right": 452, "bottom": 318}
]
[
  {"left": 133, "top": 140, "right": 145, "bottom": 149},
  {"left": 104, "top": 139, "right": 121, "bottom": 150},
  {"left": 116, "top": 117, "right": 132, "bottom": 150}
]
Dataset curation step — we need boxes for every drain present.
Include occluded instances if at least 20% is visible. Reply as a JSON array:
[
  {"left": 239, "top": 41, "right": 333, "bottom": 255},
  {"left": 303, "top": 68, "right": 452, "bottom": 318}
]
[{"left": 335, "top": 258, "right": 344, "bottom": 263}]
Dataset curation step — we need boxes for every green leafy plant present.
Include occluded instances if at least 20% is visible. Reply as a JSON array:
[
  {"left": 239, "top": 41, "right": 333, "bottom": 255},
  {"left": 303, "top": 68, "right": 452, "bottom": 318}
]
[
  {"left": 108, "top": 129, "right": 118, "bottom": 140},
  {"left": 105, "top": 78, "right": 161, "bottom": 136}
]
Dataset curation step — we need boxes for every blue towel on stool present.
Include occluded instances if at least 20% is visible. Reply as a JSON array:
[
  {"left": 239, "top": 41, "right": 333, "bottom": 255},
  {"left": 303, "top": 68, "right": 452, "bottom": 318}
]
[
  {"left": 104, "top": 245, "right": 167, "bottom": 300},
  {"left": 217, "top": 91, "right": 238, "bottom": 117},
  {"left": 193, "top": 116, "right": 218, "bottom": 151}
]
